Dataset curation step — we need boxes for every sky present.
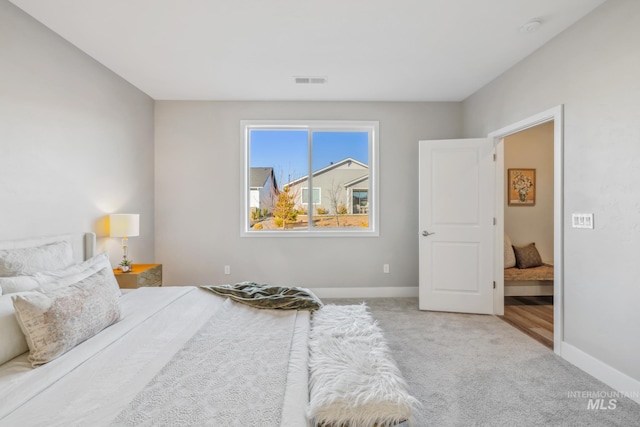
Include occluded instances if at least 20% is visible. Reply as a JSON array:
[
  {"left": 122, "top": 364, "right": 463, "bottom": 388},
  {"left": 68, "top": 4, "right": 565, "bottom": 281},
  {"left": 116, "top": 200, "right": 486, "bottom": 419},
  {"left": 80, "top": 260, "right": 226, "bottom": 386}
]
[{"left": 250, "top": 130, "right": 369, "bottom": 183}]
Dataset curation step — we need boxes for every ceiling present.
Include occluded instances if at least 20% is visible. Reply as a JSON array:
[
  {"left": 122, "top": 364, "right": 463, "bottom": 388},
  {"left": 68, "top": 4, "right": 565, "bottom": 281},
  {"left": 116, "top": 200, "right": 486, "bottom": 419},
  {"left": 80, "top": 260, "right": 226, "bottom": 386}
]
[{"left": 9, "top": 0, "right": 606, "bottom": 101}]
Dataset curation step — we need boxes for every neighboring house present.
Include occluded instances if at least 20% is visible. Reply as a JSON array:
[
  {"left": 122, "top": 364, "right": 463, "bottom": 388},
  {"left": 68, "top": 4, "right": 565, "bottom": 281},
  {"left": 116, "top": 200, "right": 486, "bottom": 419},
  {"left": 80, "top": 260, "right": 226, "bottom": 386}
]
[
  {"left": 286, "top": 158, "right": 368, "bottom": 214},
  {"left": 249, "top": 167, "right": 278, "bottom": 213}
]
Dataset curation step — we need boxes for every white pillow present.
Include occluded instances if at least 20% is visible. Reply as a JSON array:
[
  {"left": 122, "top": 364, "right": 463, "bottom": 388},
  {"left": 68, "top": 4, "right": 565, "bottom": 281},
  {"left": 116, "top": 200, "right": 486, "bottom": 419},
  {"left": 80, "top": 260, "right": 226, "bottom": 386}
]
[
  {"left": 0, "top": 252, "right": 120, "bottom": 296},
  {"left": 0, "top": 293, "right": 30, "bottom": 365},
  {"left": 37, "top": 252, "right": 120, "bottom": 296},
  {"left": 0, "top": 241, "right": 74, "bottom": 277},
  {"left": 0, "top": 276, "right": 40, "bottom": 295},
  {"left": 12, "top": 267, "right": 121, "bottom": 367},
  {"left": 504, "top": 234, "right": 516, "bottom": 268}
]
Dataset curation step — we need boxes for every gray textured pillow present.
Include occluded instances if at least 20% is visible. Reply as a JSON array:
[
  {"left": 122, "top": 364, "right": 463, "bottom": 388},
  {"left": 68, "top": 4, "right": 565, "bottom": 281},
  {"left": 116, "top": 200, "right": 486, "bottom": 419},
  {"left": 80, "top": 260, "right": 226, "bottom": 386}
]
[
  {"left": 0, "top": 241, "right": 74, "bottom": 277},
  {"left": 513, "top": 243, "right": 543, "bottom": 269},
  {"left": 12, "top": 267, "right": 121, "bottom": 367}
]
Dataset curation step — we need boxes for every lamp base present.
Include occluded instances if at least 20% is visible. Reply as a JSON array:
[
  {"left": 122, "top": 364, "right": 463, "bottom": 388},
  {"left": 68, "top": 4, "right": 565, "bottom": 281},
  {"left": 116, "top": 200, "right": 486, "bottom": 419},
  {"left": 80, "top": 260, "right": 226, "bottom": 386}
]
[{"left": 119, "top": 251, "right": 132, "bottom": 273}]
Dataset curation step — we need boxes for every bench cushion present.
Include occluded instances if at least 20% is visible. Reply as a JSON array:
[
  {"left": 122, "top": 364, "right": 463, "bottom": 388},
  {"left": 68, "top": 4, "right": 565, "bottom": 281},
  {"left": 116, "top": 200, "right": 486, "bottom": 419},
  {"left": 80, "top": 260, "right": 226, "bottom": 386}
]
[{"left": 504, "top": 264, "right": 554, "bottom": 281}]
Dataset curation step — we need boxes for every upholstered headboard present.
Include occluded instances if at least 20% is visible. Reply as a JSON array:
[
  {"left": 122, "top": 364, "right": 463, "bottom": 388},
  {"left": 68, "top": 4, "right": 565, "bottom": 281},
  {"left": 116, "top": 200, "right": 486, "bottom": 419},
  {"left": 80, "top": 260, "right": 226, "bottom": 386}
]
[{"left": 0, "top": 232, "right": 96, "bottom": 262}]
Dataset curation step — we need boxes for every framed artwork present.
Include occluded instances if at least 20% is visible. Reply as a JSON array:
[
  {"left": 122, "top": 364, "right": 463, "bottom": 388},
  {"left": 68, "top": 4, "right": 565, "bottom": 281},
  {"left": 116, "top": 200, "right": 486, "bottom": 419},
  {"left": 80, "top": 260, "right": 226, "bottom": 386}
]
[{"left": 508, "top": 168, "right": 535, "bottom": 206}]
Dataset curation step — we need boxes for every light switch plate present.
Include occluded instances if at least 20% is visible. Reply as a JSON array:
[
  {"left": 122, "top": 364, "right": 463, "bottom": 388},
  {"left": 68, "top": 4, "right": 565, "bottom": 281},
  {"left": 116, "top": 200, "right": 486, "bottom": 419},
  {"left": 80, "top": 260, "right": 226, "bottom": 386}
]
[{"left": 572, "top": 213, "right": 594, "bottom": 229}]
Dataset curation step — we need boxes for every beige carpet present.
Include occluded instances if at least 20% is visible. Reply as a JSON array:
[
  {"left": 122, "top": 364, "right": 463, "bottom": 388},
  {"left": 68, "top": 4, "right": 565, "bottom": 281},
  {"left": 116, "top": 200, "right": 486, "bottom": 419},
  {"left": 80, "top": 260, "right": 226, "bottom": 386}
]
[{"left": 325, "top": 298, "right": 640, "bottom": 427}]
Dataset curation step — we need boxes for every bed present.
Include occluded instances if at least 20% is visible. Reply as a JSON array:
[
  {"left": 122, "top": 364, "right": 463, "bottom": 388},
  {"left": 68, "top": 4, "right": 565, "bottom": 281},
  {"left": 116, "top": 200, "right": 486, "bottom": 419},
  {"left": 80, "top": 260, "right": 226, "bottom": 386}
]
[{"left": 0, "top": 233, "right": 415, "bottom": 427}]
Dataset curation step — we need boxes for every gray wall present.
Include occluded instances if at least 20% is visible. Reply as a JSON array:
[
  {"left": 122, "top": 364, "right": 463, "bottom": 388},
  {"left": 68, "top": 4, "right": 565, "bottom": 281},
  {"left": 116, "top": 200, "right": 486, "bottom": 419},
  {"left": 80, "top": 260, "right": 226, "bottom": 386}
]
[
  {"left": 504, "top": 122, "right": 554, "bottom": 263},
  {"left": 0, "top": 0, "right": 155, "bottom": 264},
  {"left": 464, "top": 0, "right": 640, "bottom": 381},
  {"left": 155, "top": 101, "right": 462, "bottom": 288}
]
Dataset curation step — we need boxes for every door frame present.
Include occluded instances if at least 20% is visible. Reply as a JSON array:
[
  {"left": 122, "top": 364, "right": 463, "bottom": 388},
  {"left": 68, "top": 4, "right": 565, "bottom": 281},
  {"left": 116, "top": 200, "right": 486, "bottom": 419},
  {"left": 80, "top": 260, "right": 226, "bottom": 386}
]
[{"left": 488, "top": 105, "right": 564, "bottom": 355}]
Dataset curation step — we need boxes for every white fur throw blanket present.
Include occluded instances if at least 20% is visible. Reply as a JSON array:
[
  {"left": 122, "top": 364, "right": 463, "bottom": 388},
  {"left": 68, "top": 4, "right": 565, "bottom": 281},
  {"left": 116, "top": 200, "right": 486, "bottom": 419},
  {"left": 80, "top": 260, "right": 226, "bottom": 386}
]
[{"left": 308, "top": 304, "right": 418, "bottom": 427}]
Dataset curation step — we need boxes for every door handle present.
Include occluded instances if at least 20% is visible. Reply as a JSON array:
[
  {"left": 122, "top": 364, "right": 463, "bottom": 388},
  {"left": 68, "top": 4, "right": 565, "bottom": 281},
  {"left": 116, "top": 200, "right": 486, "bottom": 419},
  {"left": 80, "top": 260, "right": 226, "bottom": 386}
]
[{"left": 422, "top": 231, "right": 436, "bottom": 237}]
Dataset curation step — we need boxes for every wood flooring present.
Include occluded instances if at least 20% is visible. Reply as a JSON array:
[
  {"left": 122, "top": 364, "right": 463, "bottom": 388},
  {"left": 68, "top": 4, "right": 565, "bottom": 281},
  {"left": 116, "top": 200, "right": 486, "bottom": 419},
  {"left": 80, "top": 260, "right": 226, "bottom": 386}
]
[{"left": 499, "top": 296, "right": 554, "bottom": 349}]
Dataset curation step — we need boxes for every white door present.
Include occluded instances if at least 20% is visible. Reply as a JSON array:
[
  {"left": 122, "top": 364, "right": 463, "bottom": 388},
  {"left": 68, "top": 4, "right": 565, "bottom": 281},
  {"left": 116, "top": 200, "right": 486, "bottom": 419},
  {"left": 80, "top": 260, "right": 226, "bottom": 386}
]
[{"left": 419, "top": 138, "right": 494, "bottom": 314}]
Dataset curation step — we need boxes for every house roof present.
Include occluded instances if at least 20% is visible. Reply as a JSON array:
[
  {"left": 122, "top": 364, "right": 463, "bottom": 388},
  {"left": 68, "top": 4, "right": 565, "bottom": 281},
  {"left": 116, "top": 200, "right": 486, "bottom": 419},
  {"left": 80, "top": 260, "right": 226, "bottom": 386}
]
[
  {"left": 285, "top": 158, "right": 368, "bottom": 187},
  {"left": 250, "top": 167, "right": 276, "bottom": 189},
  {"left": 343, "top": 174, "right": 369, "bottom": 188}
]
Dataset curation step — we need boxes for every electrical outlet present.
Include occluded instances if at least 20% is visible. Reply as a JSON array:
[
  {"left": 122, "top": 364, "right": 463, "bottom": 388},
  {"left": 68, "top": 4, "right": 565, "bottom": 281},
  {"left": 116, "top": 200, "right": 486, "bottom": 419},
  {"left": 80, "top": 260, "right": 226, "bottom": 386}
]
[
  {"left": 224, "top": 265, "right": 231, "bottom": 275},
  {"left": 572, "top": 213, "right": 594, "bottom": 229},
  {"left": 383, "top": 264, "right": 390, "bottom": 274}
]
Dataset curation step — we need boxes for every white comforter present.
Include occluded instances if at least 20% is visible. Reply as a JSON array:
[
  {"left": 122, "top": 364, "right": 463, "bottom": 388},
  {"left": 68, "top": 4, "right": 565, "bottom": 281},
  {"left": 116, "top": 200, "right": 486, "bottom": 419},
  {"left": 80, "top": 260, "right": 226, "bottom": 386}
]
[{"left": 0, "top": 287, "right": 310, "bottom": 427}]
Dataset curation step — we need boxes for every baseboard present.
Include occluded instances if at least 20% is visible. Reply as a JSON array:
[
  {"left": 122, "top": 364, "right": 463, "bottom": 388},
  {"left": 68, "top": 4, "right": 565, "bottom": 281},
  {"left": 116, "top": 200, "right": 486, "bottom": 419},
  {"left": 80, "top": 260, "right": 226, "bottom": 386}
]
[
  {"left": 561, "top": 342, "right": 640, "bottom": 405},
  {"left": 310, "top": 286, "right": 419, "bottom": 299}
]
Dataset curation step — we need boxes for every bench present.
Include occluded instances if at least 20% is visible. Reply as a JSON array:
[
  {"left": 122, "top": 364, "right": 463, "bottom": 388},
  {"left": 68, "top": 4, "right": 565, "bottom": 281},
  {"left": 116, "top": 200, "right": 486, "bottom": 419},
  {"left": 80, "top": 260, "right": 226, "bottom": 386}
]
[{"left": 504, "top": 264, "right": 554, "bottom": 296}]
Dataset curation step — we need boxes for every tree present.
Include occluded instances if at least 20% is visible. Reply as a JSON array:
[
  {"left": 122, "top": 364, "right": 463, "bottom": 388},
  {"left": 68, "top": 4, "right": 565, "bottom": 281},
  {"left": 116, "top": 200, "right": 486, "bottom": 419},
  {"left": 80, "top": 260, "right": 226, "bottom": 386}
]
[
  {"left": 327, "top": 180, "right": 344, "bottom": 227},
  {"left": 272, "top": 185, "right": 298, "bottom": 229}
]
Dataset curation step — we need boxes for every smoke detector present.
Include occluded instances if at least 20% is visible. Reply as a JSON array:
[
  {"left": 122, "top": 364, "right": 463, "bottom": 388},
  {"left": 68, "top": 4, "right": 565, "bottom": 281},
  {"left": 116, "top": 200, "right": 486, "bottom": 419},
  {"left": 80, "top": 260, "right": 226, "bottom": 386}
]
[{"left": 519, "top": 19, "right": 542, "bottom": 33}]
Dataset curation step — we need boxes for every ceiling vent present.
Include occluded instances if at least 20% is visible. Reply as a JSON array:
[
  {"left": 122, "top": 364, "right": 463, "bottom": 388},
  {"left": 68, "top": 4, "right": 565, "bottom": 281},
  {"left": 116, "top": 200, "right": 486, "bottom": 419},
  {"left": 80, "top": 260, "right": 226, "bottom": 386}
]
[{"left": 294, "top": 76, "right": 328, "bottom": 84}]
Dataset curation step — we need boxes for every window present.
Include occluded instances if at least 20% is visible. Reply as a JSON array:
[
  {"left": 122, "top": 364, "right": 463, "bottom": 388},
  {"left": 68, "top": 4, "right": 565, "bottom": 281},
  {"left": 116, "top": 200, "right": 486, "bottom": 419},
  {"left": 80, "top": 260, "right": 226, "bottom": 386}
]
[
  {"left": 241, "top": 120, "right": 379, "bottom": 236},
  {"left": 301, "top": 188, "right": 321, "bottom": 205},
  {"left": 352, "top": 190, "right": 368, "bottom": 214}
]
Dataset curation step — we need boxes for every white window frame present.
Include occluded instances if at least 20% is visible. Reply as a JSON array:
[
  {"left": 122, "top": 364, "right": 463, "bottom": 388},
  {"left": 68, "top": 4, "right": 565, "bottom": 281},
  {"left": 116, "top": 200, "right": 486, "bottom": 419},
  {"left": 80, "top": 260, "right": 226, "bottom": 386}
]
[{"left": 241, "top": 120, "right": 379, "bottom": 237}]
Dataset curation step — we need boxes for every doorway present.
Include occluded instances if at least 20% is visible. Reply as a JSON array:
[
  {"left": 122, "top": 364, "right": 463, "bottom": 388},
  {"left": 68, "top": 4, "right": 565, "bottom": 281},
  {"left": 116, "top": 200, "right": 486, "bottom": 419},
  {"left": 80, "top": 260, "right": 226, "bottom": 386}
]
[
  {"left": 417, "top": 106, "right": 564, "bottom": 353},
  {"left": 499, "top": 121, "right": 555, "bottom": 348},
  {"left": 489, "top": 105, "right": 564, "bottom": 355}
]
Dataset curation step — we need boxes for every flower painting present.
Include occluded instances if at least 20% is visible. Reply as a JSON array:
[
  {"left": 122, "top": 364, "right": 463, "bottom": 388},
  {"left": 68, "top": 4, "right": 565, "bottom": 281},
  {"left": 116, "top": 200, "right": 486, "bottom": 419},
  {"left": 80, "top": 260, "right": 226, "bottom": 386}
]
[{"left": 508, "top": 169, "right": 535, "bottom": 206}]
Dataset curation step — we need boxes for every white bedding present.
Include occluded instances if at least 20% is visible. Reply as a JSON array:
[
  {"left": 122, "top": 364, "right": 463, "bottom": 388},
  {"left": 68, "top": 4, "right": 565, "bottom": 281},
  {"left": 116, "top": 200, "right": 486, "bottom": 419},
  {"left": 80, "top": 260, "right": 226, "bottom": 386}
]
[{"left": 0, "top": 286, "right": 310, "bottom": 427}]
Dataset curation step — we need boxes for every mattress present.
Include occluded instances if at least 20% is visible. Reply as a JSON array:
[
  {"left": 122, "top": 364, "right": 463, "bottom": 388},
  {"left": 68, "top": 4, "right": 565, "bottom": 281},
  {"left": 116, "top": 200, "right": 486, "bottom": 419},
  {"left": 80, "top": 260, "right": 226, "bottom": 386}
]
[{"left": 0, "top": 286, "right": 310, "bottom": 427}]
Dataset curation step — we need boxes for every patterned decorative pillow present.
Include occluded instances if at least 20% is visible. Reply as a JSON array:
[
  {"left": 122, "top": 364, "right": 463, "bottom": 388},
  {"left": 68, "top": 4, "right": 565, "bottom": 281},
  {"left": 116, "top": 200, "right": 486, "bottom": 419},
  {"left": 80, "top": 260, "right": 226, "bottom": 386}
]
[
  {"left": 0, "top": 241, "right": 74, "bottom": 277},
  {"left": 513, "top": 243, "right": 543, "bottom": 269},
  {"left": 12, "top": 267, "right": 121, "bottom": 367},
  {"left": 504, "top": 234, "right": 516, "bottom": 268}
]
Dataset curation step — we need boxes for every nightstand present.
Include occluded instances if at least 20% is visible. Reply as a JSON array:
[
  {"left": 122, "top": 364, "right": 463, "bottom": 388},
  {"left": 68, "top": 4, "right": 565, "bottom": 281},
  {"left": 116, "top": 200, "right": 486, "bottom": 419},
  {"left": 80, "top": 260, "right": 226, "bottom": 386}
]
[{"left": 113, "top": 264, "right": 162, "bottom": 289}]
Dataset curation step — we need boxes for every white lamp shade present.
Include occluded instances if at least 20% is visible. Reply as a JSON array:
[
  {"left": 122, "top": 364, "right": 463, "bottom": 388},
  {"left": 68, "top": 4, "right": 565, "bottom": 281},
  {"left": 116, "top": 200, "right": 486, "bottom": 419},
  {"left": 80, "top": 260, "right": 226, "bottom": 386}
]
[{"left": 110, "top": 214, "right": 140, "bottom": 238}]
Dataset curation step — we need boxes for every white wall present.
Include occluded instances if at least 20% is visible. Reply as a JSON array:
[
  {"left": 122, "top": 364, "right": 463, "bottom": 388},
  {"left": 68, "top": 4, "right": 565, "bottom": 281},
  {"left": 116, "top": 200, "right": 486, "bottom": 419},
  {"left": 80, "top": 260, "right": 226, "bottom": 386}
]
[
  {"left": 0, "top": 0, "right": 155, "bottom": 264},
  {"left": 155, "top": 101, "right": 462, "bottom": 290},
  {"left": 504, "top": 122, "right": 554, "bottom": 263},
  {"left": 464, "top": 0, "right": 640, "bottom": 382}
]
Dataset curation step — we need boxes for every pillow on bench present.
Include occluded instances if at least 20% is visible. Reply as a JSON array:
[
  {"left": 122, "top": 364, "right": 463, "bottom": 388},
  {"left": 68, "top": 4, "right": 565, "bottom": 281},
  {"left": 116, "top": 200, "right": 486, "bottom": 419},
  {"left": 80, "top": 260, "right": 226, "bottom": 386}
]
[
  {"left": 513, "top": 242, "right": 543, "bottom": 269},
  {"left": 504, "top": 234, "right": 516, "bottom": 268}
]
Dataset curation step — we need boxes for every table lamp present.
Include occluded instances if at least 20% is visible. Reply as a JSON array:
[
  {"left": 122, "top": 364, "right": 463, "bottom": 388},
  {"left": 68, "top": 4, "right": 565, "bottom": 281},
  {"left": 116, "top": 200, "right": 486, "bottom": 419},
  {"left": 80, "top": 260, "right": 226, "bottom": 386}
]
[{"left": 110, "top": 214, "right": 140, "bottom": 270}]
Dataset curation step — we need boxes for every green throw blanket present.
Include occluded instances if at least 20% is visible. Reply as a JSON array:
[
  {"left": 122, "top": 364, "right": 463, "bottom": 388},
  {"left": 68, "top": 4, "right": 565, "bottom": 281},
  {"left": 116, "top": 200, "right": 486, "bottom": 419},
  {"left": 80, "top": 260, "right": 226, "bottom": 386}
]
[{"left": 202, "top": 282, "right": 323, "bottom": 311}]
